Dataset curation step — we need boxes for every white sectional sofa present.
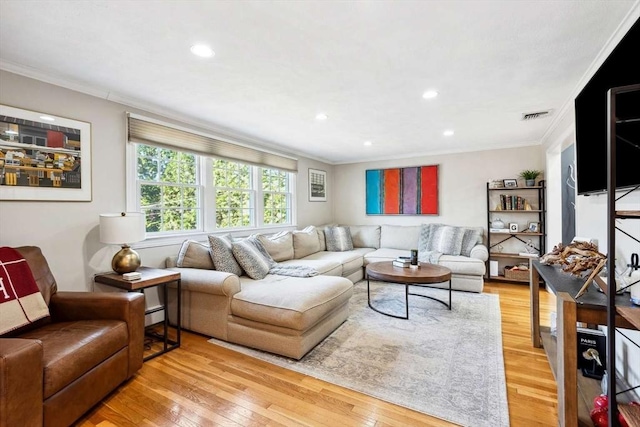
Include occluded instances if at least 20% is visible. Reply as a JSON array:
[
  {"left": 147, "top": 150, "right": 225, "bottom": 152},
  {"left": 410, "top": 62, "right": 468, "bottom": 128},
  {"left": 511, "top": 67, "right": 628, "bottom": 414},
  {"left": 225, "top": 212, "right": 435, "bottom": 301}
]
[{"left": 166, "top": 223, "right": 487, "bottom": 359}]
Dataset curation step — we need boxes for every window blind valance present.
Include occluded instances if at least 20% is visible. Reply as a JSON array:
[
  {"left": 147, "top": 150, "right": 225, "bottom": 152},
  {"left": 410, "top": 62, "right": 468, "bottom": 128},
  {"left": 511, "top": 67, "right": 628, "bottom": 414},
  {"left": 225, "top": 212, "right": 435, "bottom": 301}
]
[{"left": 127, "top": 115, "right": 298, "bottom": 172}]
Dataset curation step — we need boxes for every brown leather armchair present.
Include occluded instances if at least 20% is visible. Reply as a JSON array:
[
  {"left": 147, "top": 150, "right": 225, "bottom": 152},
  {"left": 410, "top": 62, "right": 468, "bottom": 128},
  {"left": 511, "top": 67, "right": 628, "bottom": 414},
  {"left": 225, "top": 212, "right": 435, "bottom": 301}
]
[{"left": 0, "top": 246, "right": 145, "bottom": 427}]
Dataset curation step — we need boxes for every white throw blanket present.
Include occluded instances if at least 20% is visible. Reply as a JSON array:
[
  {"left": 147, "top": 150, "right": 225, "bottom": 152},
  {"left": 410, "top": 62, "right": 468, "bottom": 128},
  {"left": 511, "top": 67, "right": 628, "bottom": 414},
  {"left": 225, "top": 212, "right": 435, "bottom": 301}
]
[{"left": 269, "top": 264, "right": 319, "bottom": 277}]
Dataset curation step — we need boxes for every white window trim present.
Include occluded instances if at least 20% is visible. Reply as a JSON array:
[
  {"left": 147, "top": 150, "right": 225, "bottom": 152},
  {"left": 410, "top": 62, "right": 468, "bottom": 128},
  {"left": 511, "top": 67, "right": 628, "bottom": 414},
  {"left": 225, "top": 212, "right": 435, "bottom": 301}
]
[{"left": 126, "top": 141, "right": 297, "bottom": 249}]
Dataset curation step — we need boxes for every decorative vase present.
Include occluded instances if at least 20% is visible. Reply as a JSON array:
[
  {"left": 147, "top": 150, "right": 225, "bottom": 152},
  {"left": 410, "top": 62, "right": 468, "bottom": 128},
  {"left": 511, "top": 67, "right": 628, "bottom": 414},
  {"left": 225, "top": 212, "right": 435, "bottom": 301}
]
[
  {"left": 526, "top": 179, "right": 536, "bottom": 187},
  {"left": 491, "top": 218, "right": 505, "bottom": 229}
]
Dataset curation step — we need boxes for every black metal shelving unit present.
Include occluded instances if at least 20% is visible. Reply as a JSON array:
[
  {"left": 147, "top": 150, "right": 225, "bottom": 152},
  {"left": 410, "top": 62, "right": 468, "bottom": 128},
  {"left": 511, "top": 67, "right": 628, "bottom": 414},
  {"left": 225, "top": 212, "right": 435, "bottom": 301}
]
[
  {"left": 605, "top": 83, "right": 640, "bottom": 427},
  {"left": 486, "top": 181, "right": 546, "bottom": 283}
]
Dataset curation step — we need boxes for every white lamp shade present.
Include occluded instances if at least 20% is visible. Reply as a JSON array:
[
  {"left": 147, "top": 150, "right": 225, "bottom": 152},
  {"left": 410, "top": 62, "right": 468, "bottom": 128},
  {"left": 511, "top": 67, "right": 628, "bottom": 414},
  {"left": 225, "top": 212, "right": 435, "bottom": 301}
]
[{"left": 99, "top": 212, "right": 146, "bottom": 245}]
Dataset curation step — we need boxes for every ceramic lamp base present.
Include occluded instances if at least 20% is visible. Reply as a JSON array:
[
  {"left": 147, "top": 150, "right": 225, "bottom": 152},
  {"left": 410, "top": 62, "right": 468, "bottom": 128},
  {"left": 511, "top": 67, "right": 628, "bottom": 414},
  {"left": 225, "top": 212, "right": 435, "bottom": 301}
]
[{"left": 112, "top": 245, "right": 141, "bottom": 274}]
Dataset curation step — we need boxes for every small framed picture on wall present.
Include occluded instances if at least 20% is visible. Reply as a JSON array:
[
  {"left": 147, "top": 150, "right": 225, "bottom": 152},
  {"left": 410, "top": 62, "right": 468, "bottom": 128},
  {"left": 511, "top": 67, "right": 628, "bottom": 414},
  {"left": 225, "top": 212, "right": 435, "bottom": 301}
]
[{"left": 309, "top": 168, "right": 327, "bottom": 202}]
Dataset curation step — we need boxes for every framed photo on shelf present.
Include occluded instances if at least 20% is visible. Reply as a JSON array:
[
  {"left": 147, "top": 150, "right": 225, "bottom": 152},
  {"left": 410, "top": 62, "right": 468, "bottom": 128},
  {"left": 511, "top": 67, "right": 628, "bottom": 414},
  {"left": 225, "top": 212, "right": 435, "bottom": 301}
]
[
  {"left": 0, "top": 104, "right": 92, "bottom": 201},
  {"left": 308, "top": 168, "right": 327, "bottom": 202},
  {"left": 509, "top": 222, "right": 519, "bottom": 232},
  {"left": 528, "top": 221, "right": 540, "bottom": 233},
  {"left": 503, "top": 179, "right": 518, "bottom": 188}
]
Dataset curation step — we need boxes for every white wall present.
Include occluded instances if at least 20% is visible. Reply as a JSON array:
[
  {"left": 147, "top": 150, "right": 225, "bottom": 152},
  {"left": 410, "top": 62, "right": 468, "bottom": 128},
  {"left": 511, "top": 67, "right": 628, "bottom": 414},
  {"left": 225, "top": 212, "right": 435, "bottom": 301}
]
[
  {"left": 333, "top": 145, "right": 545, "bottom": 229},
  {"left": 544, "top": 114, "right": 640, "bottom": 399},
  {"left": 0, "top": 71, "right": 334, "bottom": 291}
]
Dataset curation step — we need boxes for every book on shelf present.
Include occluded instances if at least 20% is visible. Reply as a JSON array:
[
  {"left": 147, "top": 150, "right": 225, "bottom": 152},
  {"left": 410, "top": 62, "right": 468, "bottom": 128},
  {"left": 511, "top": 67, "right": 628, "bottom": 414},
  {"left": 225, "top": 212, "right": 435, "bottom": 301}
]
[
  {"left": 392, "top": 259, "right": 411, "bottom": 268},
  {"left": 499, "top": 194, "right": 527, "bottom": 210},
  {"left": 577, "top": 327, "right": 606, "bottom": 379},
  {"left": 490, "top": 228, "right": 510, "bottom": 233}
]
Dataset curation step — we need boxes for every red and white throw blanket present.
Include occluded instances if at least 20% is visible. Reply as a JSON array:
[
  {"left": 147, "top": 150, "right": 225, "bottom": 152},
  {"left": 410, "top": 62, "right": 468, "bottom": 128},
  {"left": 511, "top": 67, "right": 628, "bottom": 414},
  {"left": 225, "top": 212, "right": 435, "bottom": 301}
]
[{"left": 0, "top": 247, "right": 50, "bottom": 335}]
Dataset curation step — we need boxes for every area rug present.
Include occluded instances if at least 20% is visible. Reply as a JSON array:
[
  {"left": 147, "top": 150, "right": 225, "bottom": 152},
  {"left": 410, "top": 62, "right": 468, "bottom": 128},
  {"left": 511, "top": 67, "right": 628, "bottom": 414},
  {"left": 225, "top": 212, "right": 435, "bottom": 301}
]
[{"left": 208, "top": 280, "right": 509, "bottom": 426}]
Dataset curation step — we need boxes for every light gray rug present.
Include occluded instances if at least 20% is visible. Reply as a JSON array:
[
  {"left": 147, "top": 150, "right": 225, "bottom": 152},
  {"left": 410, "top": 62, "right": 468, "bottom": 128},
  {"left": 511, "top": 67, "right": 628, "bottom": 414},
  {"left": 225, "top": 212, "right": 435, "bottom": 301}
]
[{"left": 208, "top": 280, "right": 509, "bottom": 426}]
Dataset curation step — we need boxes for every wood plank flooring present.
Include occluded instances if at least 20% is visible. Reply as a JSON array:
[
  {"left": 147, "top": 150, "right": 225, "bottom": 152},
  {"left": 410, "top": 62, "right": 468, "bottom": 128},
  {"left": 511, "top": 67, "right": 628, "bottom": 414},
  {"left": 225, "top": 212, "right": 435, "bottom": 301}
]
[{"left": 77, "top": 282, "right": 557, "bottom": 427}]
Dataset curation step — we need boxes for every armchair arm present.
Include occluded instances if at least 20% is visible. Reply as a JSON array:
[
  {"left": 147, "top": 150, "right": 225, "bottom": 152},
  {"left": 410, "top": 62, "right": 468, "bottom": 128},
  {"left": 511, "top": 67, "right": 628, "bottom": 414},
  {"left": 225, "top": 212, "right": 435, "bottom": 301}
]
[
  {"left": 470, "top": 244, "right": 489, "bottom": 261},
  {"left": 0, "top": 339, "right": 43, "bottom": 427},
  {"left": 50, "top": 292, "right": 145, "bottom": 377}
]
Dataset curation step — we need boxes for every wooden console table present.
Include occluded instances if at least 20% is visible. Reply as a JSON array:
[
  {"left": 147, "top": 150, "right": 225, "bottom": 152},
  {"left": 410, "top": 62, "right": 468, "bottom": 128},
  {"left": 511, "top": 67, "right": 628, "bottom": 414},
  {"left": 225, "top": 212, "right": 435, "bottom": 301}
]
[{"left": 529, "top": 260, "right": 637, "bottom": 427}]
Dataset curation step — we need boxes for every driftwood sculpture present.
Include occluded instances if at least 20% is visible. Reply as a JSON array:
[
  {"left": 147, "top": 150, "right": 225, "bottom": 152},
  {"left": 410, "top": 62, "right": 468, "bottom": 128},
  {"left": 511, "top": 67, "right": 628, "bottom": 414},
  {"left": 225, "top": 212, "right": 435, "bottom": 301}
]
[
  {"left": 540, "top": 241, "right": 606, "bottom": 276},
  {"left": 540, "top": 241, "right": 608, "bottom": 298}
]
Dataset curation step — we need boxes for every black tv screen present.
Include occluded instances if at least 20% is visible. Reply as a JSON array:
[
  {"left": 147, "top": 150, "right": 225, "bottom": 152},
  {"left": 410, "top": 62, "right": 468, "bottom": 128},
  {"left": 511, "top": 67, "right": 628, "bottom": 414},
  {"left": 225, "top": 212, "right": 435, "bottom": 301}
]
[{"left": 575, "top": 19, "right": 640, "bottom": 195}]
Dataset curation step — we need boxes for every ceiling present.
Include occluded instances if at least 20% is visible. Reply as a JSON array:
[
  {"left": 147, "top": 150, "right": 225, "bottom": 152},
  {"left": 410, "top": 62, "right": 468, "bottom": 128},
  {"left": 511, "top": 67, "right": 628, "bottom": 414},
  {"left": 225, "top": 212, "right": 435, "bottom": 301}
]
[{"left": 0, "top": 1, "right": 638, "bottom": 164}]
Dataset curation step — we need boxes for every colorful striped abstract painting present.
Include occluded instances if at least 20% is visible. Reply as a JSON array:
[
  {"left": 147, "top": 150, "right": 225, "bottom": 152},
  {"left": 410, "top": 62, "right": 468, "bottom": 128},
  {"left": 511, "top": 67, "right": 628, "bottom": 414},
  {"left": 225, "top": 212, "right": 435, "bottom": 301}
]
[{"left": 365, "top": 165, "right": 438, "bottom": 215}]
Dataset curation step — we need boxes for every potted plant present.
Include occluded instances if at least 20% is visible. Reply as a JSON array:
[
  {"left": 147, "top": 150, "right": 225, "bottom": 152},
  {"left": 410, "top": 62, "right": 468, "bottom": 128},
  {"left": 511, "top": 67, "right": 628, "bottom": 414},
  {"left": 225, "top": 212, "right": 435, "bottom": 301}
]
[{"left": 519, "top": 169, "right": 542, "bottom": 187}]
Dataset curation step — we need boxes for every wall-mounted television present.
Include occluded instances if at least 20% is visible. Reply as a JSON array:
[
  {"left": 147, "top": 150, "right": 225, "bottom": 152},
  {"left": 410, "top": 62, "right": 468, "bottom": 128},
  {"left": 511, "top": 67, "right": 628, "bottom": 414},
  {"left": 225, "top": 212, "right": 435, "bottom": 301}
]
[{"left": 574, "top": 19, "right": 640, "bottom": 195}]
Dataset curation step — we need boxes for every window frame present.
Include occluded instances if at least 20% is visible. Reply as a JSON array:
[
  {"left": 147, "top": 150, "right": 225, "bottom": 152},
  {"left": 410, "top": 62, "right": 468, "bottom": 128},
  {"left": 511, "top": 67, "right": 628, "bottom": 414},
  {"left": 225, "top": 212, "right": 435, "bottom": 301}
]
[{"left": 126, "top": 142, "right": 297, "bottom": 248}]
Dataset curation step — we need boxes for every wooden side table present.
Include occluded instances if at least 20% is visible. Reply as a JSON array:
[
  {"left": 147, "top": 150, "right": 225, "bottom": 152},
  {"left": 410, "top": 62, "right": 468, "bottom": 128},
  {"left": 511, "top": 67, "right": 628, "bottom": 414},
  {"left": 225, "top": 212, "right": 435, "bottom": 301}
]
[{"left": 94, "top": 267, "right": 181, "bottom": 361}]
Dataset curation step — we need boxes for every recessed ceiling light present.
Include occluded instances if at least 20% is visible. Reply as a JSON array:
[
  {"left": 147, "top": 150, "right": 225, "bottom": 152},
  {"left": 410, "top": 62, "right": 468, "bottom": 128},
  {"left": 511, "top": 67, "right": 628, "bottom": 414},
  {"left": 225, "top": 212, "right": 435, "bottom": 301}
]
[
  {"left": 422, "top": 90, "right": 439, "bottom": 99},
  {"left": 315, "top": 113, "right": 328, "bottom": 121},
  {"left": 190, "top": 44, "right": 215, "bottom": 58},
  {"left": 443, "top": 130, "right": 454, "bottom": 136},
  {"left": 39, "top": 115, "right": 55, "bottom": 121},
  {"left": 363, "top": 141, "right": 372, "bottom": 146}
]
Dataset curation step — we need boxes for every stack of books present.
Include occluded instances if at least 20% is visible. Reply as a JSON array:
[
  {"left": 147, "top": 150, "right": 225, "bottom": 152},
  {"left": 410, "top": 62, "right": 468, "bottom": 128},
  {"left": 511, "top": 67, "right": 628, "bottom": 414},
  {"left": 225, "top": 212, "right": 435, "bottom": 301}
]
[{"left": 392, "top": 257, "right": 411, "bottom": 268}]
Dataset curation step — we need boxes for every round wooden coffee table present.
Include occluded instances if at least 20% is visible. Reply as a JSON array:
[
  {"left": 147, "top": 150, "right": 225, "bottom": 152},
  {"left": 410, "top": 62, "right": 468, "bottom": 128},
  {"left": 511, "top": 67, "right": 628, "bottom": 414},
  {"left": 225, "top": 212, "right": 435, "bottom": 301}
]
[{"left": 365, "top": 261, "right": 452, "bottom": 319}]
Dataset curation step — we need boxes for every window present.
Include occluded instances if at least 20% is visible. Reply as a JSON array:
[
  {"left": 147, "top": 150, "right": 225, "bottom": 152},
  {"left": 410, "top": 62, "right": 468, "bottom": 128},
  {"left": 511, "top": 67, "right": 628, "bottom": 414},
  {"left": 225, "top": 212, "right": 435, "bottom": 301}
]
[
  {"left": 136, "top": 145, "right": 200, "bottom": 233},
  {"left": 262, "top": 168, "right": 291, "bottom": 225},
  {"left": 131, "top": 143, "right": 294, "bottom": 236},
  {"left": 213, "top": 159, "right": 253, "bottom": 228}
]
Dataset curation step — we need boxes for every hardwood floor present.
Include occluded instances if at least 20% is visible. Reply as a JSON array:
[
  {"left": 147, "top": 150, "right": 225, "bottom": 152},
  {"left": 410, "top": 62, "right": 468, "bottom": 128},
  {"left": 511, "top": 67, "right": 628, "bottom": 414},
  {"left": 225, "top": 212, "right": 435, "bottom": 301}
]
[{"left": 78, "top": 282, "right": 557, "bottom": 427}]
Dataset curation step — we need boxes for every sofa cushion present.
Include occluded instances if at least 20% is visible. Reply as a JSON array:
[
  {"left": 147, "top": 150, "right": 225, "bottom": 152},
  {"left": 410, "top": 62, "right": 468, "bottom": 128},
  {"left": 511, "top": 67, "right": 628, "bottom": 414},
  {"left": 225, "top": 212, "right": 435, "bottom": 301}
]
[
  {"left": 364, "top": 248, "right": 410, "bottom": 265},
  {"left": 257, "top": 231, "right": 294, "bottom": 262},
  {"left": 18, "top": 320, "right": 128, "bottom": 399},
  {"left": 380, "top": 225, "right": 421, "bottom": 250},
  {"left": 438, "top": 255, "right": 486, "bottom": 275},
  {"left": 302, "top": 250, "right": 364, "bottom": 276},
  {"left": 232, "top": 275, "right": 353, "bottom": 331},
  {"left": 293, "top": 226, "right": 321, "bottom": 259},
  {"left": 461, "top": 227, "right": 483, "bottom": 257},
  {"left": 231, "top": 238, "right": 275, "bottom": 280},
  {"left": 208, "top": 235, "right": 243, "bottom": 276},
  {"left": 176, "top": 240, "right": 214, "bottom": 269},
  {"left": 348, "top": 225, "right": 381, "bottom": 249},
  {"left": 428, "top": 224, "right": 465, "bottom": 255},
  {"left": 324, "top": 226, "right": 354, "bottom": 252}
]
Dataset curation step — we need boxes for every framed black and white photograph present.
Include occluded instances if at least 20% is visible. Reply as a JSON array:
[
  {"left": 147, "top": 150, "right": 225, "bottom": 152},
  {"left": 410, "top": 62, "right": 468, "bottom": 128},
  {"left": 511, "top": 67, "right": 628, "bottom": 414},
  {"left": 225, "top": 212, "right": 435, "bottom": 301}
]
[
  {"left": 509, "top": 222, "right": 519, "bottom": 232},
  {"left": 0, "top": 104, "right": 92, "bottom": 201},
  {"left": 309, "top": 168, "right": 327, "bottom": 202},
  {"left": 528, "top": 221, "right": 540, "bottom": 233},
  {"left": 503, "top": 179, "right": 518, "bottom": 188}
]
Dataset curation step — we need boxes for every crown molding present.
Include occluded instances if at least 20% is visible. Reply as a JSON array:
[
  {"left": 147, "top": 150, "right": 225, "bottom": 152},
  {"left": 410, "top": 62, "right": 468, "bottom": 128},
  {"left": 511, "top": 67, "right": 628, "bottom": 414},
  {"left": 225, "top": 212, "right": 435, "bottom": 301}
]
[
  {"left": 334, "top": 140, "right": 542, "bottom": 166},
  {"left": 540, "top": 2, "right": 640, "bottom": 149},
  {"left": 0, "top": 60, "right": 335, "bottom": 166}
]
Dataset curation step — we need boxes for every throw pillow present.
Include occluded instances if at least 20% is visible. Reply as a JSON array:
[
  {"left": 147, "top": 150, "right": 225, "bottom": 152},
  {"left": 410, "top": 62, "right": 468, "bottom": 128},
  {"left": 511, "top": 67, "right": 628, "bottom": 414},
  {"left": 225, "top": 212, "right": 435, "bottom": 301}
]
[
  {"left": 348, "top": 225, "right": 381, "bottom": 249},
  {"left": 176, "top": 240, "right": 215, "bottom": 269},
  {"left": 292, "top": 226, "right": 321, "bottom": 258},
  {"left": 460, "top": 227, "right": 483, "bottom": 257},
  {"left": 231, "top": 237, "right": 275, "bottom": 280},
  {"left": 324, "top": 226, "right": 354, "bottom": 252},
  {"left": 257, "top": 231, "right": 294, "bottom": 262},
  {"left": 208, "top": 234, "right": 243, "bottom": 276},
  {"left": 428, "top": 224, "right": 465, "bottom": 256},
  {"left": 417, "top": 223, "right": 433, "bottom": 258}
]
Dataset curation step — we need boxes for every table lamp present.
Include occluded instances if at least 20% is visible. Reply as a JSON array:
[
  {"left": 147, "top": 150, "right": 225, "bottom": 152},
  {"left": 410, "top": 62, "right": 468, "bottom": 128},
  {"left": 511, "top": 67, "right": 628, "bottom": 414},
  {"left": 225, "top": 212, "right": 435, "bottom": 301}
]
[{"left": 99, "top": 212, "right": 146, "bottom": 274}]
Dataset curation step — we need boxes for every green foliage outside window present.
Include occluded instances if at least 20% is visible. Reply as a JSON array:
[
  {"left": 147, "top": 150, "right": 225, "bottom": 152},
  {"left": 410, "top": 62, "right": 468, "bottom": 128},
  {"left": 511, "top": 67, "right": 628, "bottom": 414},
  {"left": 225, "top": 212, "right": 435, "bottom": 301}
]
[
  {"left": 137, "top": 145, "right": 199, "bottom": 232},
  {"left": 136, "top": 145, "right": 292, "bottom": 233}
]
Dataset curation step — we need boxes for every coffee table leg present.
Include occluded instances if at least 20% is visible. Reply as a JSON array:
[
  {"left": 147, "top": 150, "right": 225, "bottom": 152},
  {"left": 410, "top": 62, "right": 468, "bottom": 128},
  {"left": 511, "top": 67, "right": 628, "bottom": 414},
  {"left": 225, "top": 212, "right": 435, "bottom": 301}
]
[
  {"left": 367, "top": 280, "right": 410, "bottom": 320},
  {"left": 405, "top": 283, "right": 409, "bottom": 319},
  {"left": 408, "top": 281, "right": 451, "bottom": 310}
]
